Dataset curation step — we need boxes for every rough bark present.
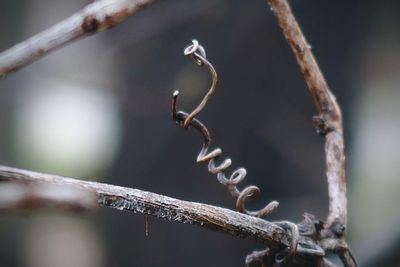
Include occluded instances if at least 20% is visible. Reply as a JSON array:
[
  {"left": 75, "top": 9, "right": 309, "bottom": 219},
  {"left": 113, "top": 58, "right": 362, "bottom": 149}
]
[{"left": 0, "top": 165, "right": 323, "bottom": 256}]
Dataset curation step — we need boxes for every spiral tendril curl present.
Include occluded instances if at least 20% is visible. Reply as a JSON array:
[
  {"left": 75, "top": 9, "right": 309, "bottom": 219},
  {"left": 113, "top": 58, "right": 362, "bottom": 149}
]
[
  {"left": 172, "top": 39, "right": 301, "bottom": 256},
  {"left": 172, "top": 40, "right": 280, "bottom": 218},
  {"left": 180, "top": 39, "right": 218, "bottom": 129}
]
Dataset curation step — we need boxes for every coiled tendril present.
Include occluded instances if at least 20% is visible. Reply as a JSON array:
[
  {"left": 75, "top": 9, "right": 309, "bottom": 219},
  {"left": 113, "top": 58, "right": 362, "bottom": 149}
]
[
  {"left": 171, "top": 40, "right": 300, "bottom": 258},
  {"left": 172, "top": 40, "right": 279, "bottom": 218},
  {"left": 173, "top": 95, "right": 279, "bottom": 217}
]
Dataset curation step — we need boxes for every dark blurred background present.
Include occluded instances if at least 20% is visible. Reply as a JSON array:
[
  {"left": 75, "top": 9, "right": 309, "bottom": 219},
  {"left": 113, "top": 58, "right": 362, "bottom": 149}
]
[{"left": 1, "top": 0, "right": 400, "bottom": 266}]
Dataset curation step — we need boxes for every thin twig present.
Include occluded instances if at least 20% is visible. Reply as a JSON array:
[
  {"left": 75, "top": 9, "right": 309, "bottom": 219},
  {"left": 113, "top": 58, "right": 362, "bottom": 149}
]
[
  {"left": 0, "top": 0, "right": 155, "bottom": 77},
  {"left": 266, "top": 0, "right": 347, "bottom": 232},
  {"left": 0, "top": 165, "right": 323, "bottom": 256}
]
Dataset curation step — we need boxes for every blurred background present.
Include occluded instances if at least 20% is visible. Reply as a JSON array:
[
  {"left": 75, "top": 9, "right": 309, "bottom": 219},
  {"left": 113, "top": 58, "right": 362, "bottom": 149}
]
[{"left": 0, "top": 0, "right": 399, "bottom": 266}]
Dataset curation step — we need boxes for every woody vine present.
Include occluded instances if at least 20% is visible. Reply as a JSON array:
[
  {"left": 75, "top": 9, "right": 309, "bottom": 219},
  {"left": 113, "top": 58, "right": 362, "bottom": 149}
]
[{"left": 0, "top": 0, "right": 356, "bottom": 266}]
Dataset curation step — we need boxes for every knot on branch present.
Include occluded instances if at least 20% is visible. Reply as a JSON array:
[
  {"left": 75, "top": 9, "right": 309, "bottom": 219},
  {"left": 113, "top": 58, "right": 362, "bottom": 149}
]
[
  {"left": 82, "top": 15, "right": 100, "bottom": 33},
  {"left": 245, "top": 213, "right": 356, "bottom": 267},
  {"left": 312, "top": 115, "right": 337, "bottom": 136},
  {"left": 322, "top": 218, "right": 346, "bottom": 239}
]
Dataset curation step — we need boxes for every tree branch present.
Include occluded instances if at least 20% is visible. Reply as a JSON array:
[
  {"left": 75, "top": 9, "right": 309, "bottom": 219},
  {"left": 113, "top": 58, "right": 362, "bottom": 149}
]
[
  {"left": 0, "top": 183, "right": 97, "bottom": 213},
  {"left": 266, "top": 0, "right": 347, "bottom": 232},
  {"left": 0, "top": 0, "right": 155, "bottom": 77},
  {"left": 0, "top": 165, "right": 323, "bottom": 256}
]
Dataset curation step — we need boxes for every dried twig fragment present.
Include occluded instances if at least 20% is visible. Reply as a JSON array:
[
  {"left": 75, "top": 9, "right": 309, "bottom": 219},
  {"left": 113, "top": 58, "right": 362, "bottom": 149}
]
[
  {"left": 266, "top": 0, "right": 356, "bottom": 266},
  {"left": 266, "top": 0, "right": 347, "bottom": 234},
  {"left": 0, "top": 0, "right": 156, "bottom": 77}
]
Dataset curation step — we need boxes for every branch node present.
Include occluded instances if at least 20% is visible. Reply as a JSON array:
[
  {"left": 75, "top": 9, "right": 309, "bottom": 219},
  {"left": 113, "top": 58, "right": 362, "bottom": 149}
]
[
  {"left": 82, "top": 15, "right": 100, "bottom": 33},
  {"left": 312, "top": 115, "right": 335, "bottom": 136}
]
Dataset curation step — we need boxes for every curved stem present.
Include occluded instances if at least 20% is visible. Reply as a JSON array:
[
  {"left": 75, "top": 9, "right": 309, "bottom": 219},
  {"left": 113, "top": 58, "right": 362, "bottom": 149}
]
[{"left": 266, "top": 0, "right": 347, "bottom": 231}]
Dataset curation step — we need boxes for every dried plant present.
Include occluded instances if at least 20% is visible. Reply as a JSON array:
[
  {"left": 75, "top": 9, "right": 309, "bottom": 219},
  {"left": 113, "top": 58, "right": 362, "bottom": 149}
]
[{"left": 0, "top": 0, "right": 356, "bottom": 266}]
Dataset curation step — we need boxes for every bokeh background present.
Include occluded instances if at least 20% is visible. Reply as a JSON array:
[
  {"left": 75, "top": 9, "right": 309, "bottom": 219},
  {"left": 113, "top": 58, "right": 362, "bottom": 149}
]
[{"left": 1, "top": 0, "right": 400, "bottom": 266}]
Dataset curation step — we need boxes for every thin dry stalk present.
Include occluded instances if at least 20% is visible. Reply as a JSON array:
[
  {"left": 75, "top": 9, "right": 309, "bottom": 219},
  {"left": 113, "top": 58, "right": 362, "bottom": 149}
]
[{"left": 266, "top": 0, "right": 347, "bottom": 232}]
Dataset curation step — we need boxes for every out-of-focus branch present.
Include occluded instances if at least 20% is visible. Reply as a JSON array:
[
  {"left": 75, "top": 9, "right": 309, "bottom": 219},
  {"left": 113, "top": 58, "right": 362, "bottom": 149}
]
[
  {"left": 0, "top": 165, "right": 323, "bottom": 256},
  {"left": 0, "top": 183, "right": 97, "bottom": 213},
  {"left": 0, "top": 0, "right": 155, "bottom": 77},
  {"left": 266, "top": 0, "right": 347, "bottom": 233}
]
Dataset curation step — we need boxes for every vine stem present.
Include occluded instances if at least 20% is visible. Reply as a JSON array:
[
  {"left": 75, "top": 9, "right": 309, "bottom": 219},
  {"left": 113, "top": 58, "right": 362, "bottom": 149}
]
[
  {"left": 0, "top": 0, "right": 155, "bottom": 77},
  {"left": 266, "top": 0, "right": 347, "bottom": 232},
  {"left": 0, "top": 164, "right": 323, "bottom": 256}
]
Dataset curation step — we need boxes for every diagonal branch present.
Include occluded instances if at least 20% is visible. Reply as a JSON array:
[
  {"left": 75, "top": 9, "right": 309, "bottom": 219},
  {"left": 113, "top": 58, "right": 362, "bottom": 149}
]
[
  {"left": 266, "top": 0, "right": 347, "bottom": 233},
  {"left": 0, "top": 165, "right": 324, "bottom": 256},
  {"left": 0, "top": 0, "right": 156, "bottom": 77}
]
